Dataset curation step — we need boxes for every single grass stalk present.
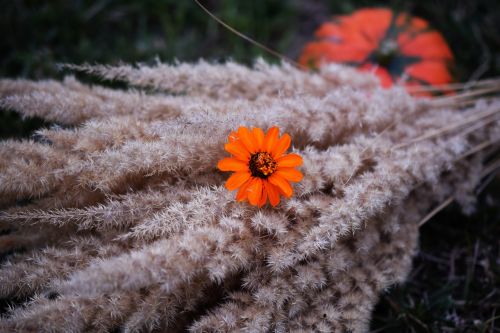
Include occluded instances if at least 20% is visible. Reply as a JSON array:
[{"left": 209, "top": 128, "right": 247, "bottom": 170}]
[
  {"left": 406, "top": 78, "right": 500, "bottom": 93},
  {"left": 193, "top": 0, "right": 304, "bottom": 69},
  {"left": 432, "top": 85, "right": 500, "bottom": 107},
  {"left": 418, "top": 196, "right": 454, "bottom": 227},
  {"left": 393, "top": 106, "right": 500, "bottom": 150}
]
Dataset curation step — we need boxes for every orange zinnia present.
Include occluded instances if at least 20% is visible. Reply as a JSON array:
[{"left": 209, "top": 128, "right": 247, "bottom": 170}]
[
  {"left": 299, "top": 8, "right": 455, "bottom": 96},
  {"left": 218, "top": 126, "right": 303, "bottom": 207}
]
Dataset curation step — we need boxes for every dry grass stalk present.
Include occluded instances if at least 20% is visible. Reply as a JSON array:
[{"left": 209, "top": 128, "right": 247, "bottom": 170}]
[{"left": 0, "top": 60, "right": 499, "bottom": 332}]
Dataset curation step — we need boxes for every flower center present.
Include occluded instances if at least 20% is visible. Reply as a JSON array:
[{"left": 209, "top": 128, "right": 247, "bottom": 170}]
[
  {"left": 249, "top": 152, "right": 277, "bottom": 178},
  {"left": 374, "top": 39, "right": 398, "bottom": 67}
]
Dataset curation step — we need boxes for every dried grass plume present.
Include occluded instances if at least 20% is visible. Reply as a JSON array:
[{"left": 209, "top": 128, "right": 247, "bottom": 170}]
[{"left": 0, "top": 59, "right": 499, "bottom": 332}]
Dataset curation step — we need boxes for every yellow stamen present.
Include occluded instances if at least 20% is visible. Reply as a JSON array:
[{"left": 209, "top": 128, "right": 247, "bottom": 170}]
[{"left": 249, "top": 152, "right": 277, "bottom": 178}]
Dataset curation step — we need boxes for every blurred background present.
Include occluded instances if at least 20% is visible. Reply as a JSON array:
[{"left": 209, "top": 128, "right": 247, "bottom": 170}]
[{"left": 1, "top": 1, "right": 500, "bottom": 331}]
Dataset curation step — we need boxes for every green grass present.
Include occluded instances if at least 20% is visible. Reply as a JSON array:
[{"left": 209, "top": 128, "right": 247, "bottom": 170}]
[{"left": 1, "top": 1, "right": 500, "bottom": 331}]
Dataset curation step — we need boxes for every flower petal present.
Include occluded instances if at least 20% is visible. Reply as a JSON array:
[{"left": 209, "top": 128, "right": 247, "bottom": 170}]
[
  {"left": 218, "top": 158, "right": 248, "bottom": 172},
  {"left": 238, "top": 127, "right": 258, "bottom": 154},
  {"left": 398, "top": 31, "right": 453, "bottom": 60},
  {"left": 268, "top": 174, "right": 293, "bottom": 198},
  {"left": 263, "top": 127, "right": 279, "bottom": 153},
  {"left": 228, "top": 131, "right": 239, "bottom": 143},
  {"left": 272, "top": 133, "right": 291, "bottom": 158},
  {"left": 258, "top": 185, "right": 268, "bottom": 207},
  {"left": 277, "top": 153, "right": 303, "bottom": 168},
  {"left": 396, "top": 13, "right": 429, "bottom": 31},
  {"left": 236, "top": 178, "right": 252, "bottom": 201},
  {"left": 345, "top": 8, "right": 393, "bottom": 47},
  {"left": 404, "top": 61, "right": 453, "bottom": 86},
  {"left": 247, "top": 178, "right": 263, "bottom": 206},
  {"left": 252, "top": 127, "right": 265, "bottom": 151},
  {"left": 275, "top": 168, "right": 303, "bottom": 182},
  {"left": 314, "top": 22, "right": 375, "bottom": 51},
  {"left": 224, "top": 142, "right": 250, "bottom": 161},
  {"left": 225, "top": 171, "right": 251, "bottom": 191},
  {"left": 264, "top": 181, "right": 280, "bottom": 207}
]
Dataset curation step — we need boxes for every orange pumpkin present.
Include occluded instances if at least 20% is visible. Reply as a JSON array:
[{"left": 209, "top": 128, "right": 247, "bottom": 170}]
[{"left": 299, "top": 8, "right": 455, "bottom": 96}]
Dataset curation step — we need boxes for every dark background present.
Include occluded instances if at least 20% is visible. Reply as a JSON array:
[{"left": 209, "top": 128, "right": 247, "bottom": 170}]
[{"left": 1, "top": 1, "right": 499, "bottom": 331}]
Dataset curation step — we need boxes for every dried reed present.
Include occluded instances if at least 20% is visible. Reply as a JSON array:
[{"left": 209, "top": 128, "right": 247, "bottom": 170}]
[{"left": 0, "top": 60, "right": 499, "bottom": 332}]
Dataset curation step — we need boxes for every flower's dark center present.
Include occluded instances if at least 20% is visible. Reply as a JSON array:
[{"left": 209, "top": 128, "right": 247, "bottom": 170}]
[
  {"left": 374, "top": 39, "right": 398, "bottom": 67},
  {"left": 249, "top": 152, "right": 277, "bottom": 178}
]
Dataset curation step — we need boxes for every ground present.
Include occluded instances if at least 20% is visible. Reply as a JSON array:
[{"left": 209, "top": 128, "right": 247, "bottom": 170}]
[{"left": 1, "top": 1, "right": 499, "bottom": 331}]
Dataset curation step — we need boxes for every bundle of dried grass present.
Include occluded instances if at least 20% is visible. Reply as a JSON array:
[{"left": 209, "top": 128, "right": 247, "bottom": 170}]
[{"left": 0, "top": 59, "right": 499, "bottom": 332}]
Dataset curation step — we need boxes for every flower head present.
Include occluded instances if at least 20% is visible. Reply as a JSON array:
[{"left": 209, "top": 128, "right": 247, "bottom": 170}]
[
  {"left": 299, "top": 8, "right": 454, "bottom": 96},
  {"left": 218, "top": 126, "right": 303, "bottom": 207}
]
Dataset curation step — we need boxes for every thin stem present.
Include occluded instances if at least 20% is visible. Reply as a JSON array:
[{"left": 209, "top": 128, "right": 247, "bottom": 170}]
[
  {"left": 432, "top": 85, "right": 500, "bottom": 108},
  {"left": 456, "top": 140, "right": 496, "bottom": 161},
  {"left": 406, "top": 78, "right": 500, "bottom": 93},
  {"left": 418, "top": 196, "right": 454, "bottom": 227},
  {"left": 193, "top": 0, "right": 304, "bottom": 69},
  {"left": 481, "top": 158, "right": 500, "bottom": 177},
  {"left": 393, "top": 106, "right": 500, "bottom": 150}
]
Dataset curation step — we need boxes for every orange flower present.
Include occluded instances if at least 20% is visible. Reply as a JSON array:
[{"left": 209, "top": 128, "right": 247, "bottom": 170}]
[
  {"left": 218, "top": 126, "right": 303, "bottom": 207},
  {"left": 299, "top": 8, "right": 455, "bottom": 96}
]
